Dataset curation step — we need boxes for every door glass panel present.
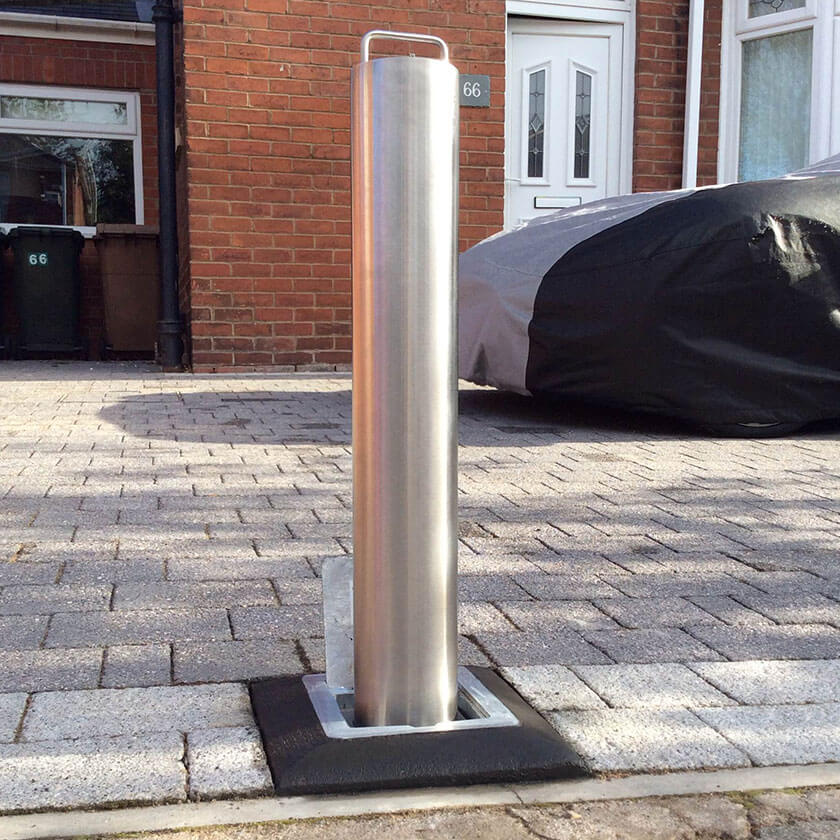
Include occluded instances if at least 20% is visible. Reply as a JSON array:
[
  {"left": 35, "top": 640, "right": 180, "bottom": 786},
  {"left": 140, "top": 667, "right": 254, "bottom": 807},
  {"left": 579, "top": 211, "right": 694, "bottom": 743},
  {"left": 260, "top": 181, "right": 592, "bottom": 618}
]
[
  {"left": 574, "top": 71, "right": 592, "bottom": 179},
  {"left": 527, "top": 69, "right": 546, "bottom": 178},
  {"left": 739, "top": 28, "right": 812, "bottom": 181},
  {"left": 748, "top": 0, "right": 806, "bottom": 18}
]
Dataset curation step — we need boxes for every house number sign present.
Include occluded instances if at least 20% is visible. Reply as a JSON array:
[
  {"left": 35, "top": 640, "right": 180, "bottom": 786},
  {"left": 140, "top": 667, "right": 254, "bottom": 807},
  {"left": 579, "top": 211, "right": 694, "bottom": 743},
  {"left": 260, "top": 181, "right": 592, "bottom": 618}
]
[
  {"left": 459, "top": 74, "right": 490, "bottom": 107},
  {"left": 28, "top": 253, "right": 48, "bottom": 266}
]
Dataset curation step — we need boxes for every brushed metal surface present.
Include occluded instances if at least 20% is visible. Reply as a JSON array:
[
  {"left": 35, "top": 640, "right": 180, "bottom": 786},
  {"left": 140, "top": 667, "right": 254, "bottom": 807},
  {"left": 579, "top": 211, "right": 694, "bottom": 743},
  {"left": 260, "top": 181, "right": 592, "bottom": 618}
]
[{"left": 351, "top": 46, "right": 460, "bottom": 727}]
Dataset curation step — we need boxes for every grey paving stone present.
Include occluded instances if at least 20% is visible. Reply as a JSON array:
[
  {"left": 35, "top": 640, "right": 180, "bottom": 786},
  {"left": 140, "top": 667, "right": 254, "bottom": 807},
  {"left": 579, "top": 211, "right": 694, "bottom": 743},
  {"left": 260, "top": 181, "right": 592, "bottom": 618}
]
[
  {"left": 458, "top": 575, "right": 531, "bottom": 602},
  {"left": 45, "top": 608, "right": 232, "bottom": 647},
  {"left": 582, "top": 628, "right": 724, "bottom": 663},
  {"left": 174, "top": 639, "right": 301, "bottom": 683},
  {"left": 0, "top": 615, "right": 48, "bottom": 650},
  {"left": 0, "top": 583, "right": 112, "bottom": 615},
  {"left": 686, "top": 595, "right": 774, "bottom": 626},
  {"left": 60, "top": 559, "right": 165, "bottom": 584},
  {"left": 0, "top": 562, "right": 60, "bottom": 585},
  {"left": 186, "top": 726, "right": 272, "bottom": 799},
  {"left": 513, "top": 574, "right": 626, "bottom": 600},
  {"left": 471, "top": 629, "right": 611, "bottom": 666},
  {"left": 549, "top": 708, "right": 750, "bottom": 772},
  {"left": 592, "top": 597, "right": 719, "bottom": 629},
  {"left": 102, "top": 644, "right": 172, "bottom": 688},
  {"left": 271, "top": 578, "right": 322, "bottom": 604},
  {"left": 0, "top": 648, "right": 102, "bottom": 693},
  {"left": 759, "top": 823, "right": 840, "bottom": 840},
  {"left": 691, "top": 659, "right": 840, "bottom": 704},
  {"left": 458, "top": 634, "right": 493, "bottom": 667},
  {"left": 733, "top": 591, "right": 840, "bottom": 626},
  {"left": 572, "top": 663, "right": 736, "bottom": 709},
  {"left": 0, "top": 733, "right": 186, "bottom": 812},
  {"left": 230, "top": 605, "right": 323, "bottom": 640},
  {"left": 0, "top": 694, "right": 26, "bottom": 743},
  {"left": 22, "top": 683, "right": 253, "bottom": 741},
  {"left": 113, "top": 580, "right": 277, "bottom": 610},
  {"left": 501, "top": 665, "right": 607, "bottom": 711},
  {"left": 167, "top": 557, "right": 314, "bottom": 581},
  {"left": 601, "top": 573, "right": 761, "bottom": 599},
  {"left": 687, "top": 623, "right": 840, "bottom": 660},
  {"left": 696, "top": 703, "right": 840, "bottom": 766},
  {"left": 497, "top": 600, "right": 618, "bottom": 632},
  {"left": 457, "top": 602, "right": 515, "bottom": 634}
]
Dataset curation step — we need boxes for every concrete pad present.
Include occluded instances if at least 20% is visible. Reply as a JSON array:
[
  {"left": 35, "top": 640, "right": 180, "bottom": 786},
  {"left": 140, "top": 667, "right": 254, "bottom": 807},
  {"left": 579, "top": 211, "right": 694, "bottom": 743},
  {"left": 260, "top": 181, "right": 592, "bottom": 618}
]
[
  {"left": 690, "top": 660, "right": 840, "bottom": 705},
  {"left": 573, "top": 663, "right": 736, "bottom": 709},
  {"left": 696, "top": 704, "right": 840, "bottom": 766},
  {"left": 0, "top": 733, "right": 186, "bottom": 812},
  {"left": 0, "top": 695, "right": 26, "bottom": 743},
  {"left": 22, "top": 684, "right": 254, "bottom": 741},
  {"left": 549, "top": 709, "right": 750, "bottom": 772},
  {"left": 186, "top": 727, "right": 273, "bottom": 799}
]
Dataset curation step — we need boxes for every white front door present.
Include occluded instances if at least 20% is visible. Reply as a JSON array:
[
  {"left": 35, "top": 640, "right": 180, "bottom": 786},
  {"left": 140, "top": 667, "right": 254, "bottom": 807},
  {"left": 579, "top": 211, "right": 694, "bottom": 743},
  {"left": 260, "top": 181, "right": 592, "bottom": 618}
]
[{"left": 505, "top": 18, "right": 625, "bottom": 229}]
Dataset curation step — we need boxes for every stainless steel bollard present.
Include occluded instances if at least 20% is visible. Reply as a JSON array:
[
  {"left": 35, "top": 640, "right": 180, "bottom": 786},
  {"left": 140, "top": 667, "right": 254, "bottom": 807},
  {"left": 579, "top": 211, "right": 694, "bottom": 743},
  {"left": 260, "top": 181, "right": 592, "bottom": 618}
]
[{"left": 351, "top": 31, "right": 460, "bottom": 728}]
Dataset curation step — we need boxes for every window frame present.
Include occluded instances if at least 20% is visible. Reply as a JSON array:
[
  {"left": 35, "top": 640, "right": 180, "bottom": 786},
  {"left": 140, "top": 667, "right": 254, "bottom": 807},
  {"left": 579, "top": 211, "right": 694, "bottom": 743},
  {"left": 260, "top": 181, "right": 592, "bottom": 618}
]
[
  {"left": 719, "top": 0, "right": 838, "bottom": 183},
  {"left": 0, "top": 83, "right": 144, "bottom": 235}
]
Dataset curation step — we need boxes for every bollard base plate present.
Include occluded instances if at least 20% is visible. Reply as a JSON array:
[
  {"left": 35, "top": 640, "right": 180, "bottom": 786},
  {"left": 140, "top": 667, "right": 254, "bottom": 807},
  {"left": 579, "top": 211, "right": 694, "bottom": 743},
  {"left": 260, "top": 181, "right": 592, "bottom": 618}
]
[{"left": 249, "top": 666, "right": 588, "bottom": 795}]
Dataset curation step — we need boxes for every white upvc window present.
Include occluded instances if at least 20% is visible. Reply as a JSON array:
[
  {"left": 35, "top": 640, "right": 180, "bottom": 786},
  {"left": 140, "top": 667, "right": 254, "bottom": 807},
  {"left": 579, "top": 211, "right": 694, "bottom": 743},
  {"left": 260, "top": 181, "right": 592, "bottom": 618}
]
[
  {"left": 719, "top": 0, "right": 840, "bottom": 182},
  {"left": 0, "top": 84, "right": 144, "bottom": 236}
]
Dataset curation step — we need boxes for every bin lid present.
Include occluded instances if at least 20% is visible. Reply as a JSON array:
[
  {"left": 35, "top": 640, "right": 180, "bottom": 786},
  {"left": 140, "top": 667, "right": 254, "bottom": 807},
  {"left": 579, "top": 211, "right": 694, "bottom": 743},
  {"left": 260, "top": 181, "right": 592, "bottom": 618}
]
[{"left": 7, "top": 226, "right": 85, "bottom": 244}]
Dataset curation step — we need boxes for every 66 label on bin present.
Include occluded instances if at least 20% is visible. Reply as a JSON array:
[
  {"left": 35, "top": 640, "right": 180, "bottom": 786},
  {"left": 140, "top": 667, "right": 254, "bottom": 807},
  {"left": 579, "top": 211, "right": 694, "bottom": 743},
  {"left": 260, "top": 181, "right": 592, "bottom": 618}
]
[
  {"left": 28, "top": 252, "right": 48, "bottom": 266},
  {"left": 459, "top": 74, "right": 490, "bottom": 107}
]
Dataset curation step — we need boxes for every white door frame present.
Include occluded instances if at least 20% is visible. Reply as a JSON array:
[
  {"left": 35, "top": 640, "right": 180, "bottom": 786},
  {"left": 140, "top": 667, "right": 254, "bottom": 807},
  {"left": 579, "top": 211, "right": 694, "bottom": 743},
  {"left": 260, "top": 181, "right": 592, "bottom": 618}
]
[{"left": 505, "top": 1, "right": 635, "bottom": 205}]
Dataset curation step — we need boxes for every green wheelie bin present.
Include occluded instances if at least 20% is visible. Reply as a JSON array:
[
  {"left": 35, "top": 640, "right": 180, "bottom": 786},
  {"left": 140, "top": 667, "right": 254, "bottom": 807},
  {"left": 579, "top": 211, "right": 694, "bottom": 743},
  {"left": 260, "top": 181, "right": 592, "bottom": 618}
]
[{"left": 9, "top": 227, "right": 84, "bottom": 353}]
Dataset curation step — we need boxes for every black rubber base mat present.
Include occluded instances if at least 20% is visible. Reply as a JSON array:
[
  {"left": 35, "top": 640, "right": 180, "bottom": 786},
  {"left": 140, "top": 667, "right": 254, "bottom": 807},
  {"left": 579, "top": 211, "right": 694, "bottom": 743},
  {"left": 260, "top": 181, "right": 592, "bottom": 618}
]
[{"left": 249, "top": 666, "right": 588, "bottom": 795}]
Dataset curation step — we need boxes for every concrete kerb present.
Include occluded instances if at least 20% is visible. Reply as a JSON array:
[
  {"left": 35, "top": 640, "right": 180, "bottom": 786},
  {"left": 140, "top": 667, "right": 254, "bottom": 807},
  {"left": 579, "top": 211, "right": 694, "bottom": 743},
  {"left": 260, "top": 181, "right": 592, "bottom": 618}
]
[{"left": 3, "top": 763, "right": 840, "bottom": 840}]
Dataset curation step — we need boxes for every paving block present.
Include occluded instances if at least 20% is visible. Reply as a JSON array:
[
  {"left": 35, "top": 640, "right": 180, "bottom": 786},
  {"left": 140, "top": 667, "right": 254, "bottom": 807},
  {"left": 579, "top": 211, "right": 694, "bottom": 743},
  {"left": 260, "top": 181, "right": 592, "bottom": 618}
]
[
  {"left": 0, "top": 562, "right": 60, "bottom": 586},
  {"left": 45, "top": 608, "right": 232, "bottom": 648},
  {"left": 687, "top": 623, "right": 840, "bottom": 660},
  {"left": 549, "top": 708, "right": 750, "bottom": 772},
  {"left": 696, "top": 703, "right": 840, "bottom": 766},
  {"left": 0, "top": 733, "right": 186, "bottom": 812},
  {"left": 689, "top": 659, "right": 840, "bottom": 705},
  {"left": 0, "top": 648, "right": 102, "bottom": 693},
  {"left": 592, "top": 597, "right": 719, "bottom": 629},
  {"left": 271, "top": 579, "right": 322, "bottom": 604},
  {"left": 572, "top": 663, "right": 736, "bottom": 709},
  {"left": 167, "top": 557, "right": 314, "bottom": 581},
  {"left": 0, "top": 583, "right": 111, "bottom": 615},
  {"left": 501, "top": 665, "right": 607, "bottom": 711},
  {"left": 229, "top": 605, "right": 323, "bottom": 640},
  {"left": 174, "top": 639, "right": 301, "bottom": 683},
  {"left": 497, "top": 600, "right": 619, "bottom": 632},
  {"left": 0, "top": 694, "right": 26, "bottom": 743},
  {"left": 513, "top": 574, "right": 626, "bottom": 601},
  {"left": 458, "top": 575, "right": 531, "bottom": 602},
  {"left": 59, "top": 559, "right": 165, "bottom": 584},
  {"left": 458, "top": 602, "right": 515, "bottom": 634},
  {"left": 0, "top": 615, "right": 48, "bottom": 650},
  {"left": 686, "top": 596, "right": 773, "bottom": 626},
  {"left": 186, "top": 726, "right": 273, "bottom": 798},
  {"left": 102, "top": 644, "right": 172, "bottom": 688},
  {"left": 600, "top": 573, "right": 761, "bottom": 599},
  {"left": 731, "top": 591, "right": 840, "bottom": 626},
  {"left": 22, "top": 683, "right": 254, "bottom": 741},
  {"left": 113, "top": 580, "right": 277, "bottom": 610},
  {"left": 582, "top": 628, "right": 724, "bottom": 663},
  {"left": 472, "top": 629, "right": 611, "bottom": 667}
]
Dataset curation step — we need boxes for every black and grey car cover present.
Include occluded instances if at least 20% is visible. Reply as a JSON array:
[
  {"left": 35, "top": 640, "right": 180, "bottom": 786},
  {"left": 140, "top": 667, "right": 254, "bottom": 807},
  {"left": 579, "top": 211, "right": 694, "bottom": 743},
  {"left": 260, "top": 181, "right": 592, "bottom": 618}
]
[{"left": 458, "top": 156, "right": 840, "bottom": 427}]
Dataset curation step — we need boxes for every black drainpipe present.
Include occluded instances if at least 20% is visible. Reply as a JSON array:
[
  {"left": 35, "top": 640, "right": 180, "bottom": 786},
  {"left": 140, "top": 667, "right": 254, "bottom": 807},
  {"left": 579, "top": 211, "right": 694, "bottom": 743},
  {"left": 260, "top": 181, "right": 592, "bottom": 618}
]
[{"left": 153, "top": 0, "right": 185, "bottom": 370}]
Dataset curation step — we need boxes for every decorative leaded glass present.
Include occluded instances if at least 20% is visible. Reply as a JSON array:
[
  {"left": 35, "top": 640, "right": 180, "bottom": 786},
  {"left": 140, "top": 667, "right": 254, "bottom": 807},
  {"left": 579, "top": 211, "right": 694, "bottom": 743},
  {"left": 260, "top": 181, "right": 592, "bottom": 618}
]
[
  {"left": 527, "top": 69, "right": 545, "bottom": 178},
  {"left": 748, "top": 0, "right": 806, "bottom": 18},
  {"left": 574, "top": 71, "right": 592, "bottom": 179}
]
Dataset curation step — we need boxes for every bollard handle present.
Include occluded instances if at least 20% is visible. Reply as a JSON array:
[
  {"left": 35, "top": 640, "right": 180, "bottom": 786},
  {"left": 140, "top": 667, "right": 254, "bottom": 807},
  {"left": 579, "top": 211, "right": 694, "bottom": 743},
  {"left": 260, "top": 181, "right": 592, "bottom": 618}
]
[{"left": 361, "top": 30, "right": 449, "bottom": 63}]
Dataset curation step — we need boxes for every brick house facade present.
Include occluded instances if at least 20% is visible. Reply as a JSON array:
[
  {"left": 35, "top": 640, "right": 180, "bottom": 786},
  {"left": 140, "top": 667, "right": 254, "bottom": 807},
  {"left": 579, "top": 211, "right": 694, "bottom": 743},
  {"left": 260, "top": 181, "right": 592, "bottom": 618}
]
[{"left": 1, "top": 0, "right": 836, "bottom": 370}]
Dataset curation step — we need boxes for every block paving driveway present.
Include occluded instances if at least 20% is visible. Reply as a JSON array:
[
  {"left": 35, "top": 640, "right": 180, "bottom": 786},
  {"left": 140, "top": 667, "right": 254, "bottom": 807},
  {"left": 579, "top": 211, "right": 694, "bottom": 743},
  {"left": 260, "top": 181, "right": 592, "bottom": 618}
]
[{"left": 0, "top": 361, "right": 839, "bottom": 813}]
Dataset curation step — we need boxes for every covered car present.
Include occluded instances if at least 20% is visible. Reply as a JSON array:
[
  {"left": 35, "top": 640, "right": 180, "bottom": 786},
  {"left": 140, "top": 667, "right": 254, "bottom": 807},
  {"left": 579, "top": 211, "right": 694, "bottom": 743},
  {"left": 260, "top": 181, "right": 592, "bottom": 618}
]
[{"left": 458, "top": 156, "right": 840, "bottom": 433}]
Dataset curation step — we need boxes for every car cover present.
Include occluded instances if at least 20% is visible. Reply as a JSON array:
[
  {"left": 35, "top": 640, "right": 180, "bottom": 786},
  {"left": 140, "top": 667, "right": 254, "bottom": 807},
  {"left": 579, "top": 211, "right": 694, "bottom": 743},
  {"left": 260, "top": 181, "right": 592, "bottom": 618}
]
[{"left": 458, "top": 156, "right": 840, "bottom": 426}]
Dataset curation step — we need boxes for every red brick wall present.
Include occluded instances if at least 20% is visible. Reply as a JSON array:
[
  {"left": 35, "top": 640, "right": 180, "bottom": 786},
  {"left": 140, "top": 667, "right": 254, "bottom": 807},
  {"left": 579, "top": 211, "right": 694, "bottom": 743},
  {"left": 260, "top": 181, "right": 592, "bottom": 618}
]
[
  {"left": 698, "top": 0, "right": 722, "bottom": 186},
  {"left": 0, "top": 35, "right": 159, "bottom": 357},
  {"left": 181, "top": 0, "right": 506, "bottom": 372},
  {"left": 633, "top": 0, "right": 690, "bottom": 192}
]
